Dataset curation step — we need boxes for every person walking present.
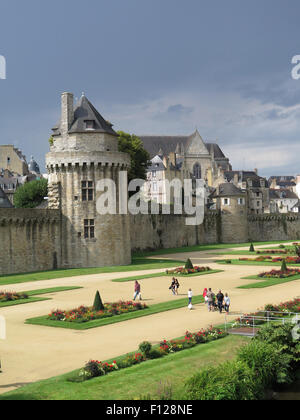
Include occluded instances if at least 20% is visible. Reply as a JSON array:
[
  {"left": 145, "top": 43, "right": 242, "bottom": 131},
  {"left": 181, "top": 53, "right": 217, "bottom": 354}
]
[
  {"left": 188, "top": 288, "right": 193, "bottom": 308},
  {"left": 206, "top": 288, "right": 214, "bottom": 312},
  {"left": 133, "top": 281, "right": 142, "bottom": 301},
  {"left": 216, "top": 290, "right": 224, "bottom": 314},
  {"left": 174, "top": 279, "right": 180, "bottom": 295},
  {"left": 169, "top": 278, "right": 176, "bottom": 295},
  {"left": 224, "top": 293, "right": 231, "bottom": 314}
]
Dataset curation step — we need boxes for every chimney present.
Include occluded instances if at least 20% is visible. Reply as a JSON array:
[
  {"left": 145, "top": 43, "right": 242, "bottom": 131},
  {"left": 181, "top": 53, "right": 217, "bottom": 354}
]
[
  {"left": 233, "top": 173, "right": 239, "bottom": 186},
  {"left": 254, "top": 168, "right": 258, "bottom": 175},
  {"left": 61, "top": 92, "right": 74, "bottom": 136}
]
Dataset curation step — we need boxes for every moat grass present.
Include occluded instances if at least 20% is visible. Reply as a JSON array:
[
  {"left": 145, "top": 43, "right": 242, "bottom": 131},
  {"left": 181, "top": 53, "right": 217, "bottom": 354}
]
[
  {"left": 0, "top": 287, "right": 83, "bottom": 308},
  {"left": 238, "top": 274, "right": 300, "bottom": 289},
  {"left": 25, "top": 295, "right": 205, "bottom": 330},
  {"left": 0, "top": 335, "right": 249, "bottom": 400},
  {"left": 111, "top": 269, "right": 223, "bottom": 282},
  {"left": 133, "top": 240, "right": 298, "bottom": 257},
  {"left": 0, "top": 257, "right": 183, "bottom": 286}
]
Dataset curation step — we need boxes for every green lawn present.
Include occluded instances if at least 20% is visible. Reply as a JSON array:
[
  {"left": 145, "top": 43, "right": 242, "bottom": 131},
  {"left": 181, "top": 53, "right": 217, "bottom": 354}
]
[
  {"left": 238, "top": 274, "right": 300, "bottom": 289},
  {"left": 0, "top": 257, "right": 183, "bottom": 287},
  {"left": 0, "top": 335, "right": 249, "bottom": 400},
  {"left": 0, "top": 287, "right": 82, "bottom": 308},
  {"left": 216, "top": 259, "right": 299, "bottom": 267},
  {"left": 112, "top": 269, "right": 223, "bottom": 282},
  {"left": 133, "top": 240, "right": 299, "bottom": 257},
  {"left": 212, "top": 250, "right": 291, "bottom": 256},
  {"left": 25, "top": 295, "right": 205, "bottom": 330}
]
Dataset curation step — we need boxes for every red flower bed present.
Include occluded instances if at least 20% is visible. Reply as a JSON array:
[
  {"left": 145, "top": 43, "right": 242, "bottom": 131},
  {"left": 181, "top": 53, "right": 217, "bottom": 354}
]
[
  {"left": 234, "top": 298, "right": 300, "bottom": 326},
  {"left": 239, "top": 256, "right": 300, "bottom": 264},
  {"left": 78, "top": 326, "right": 228, "bottom": 381},
  {"left": 166, "top": 266, "right": 211, "bottom": 275},
  {"left": 48, "top": 300, "right": 148, "bottom": 323},
  {"left": 0, "top": 291, "right": 28, "bottom": 302},
  {"left": 256, "top": 249, "right": 287, "bottom": 254},
  {"left": 258, "top": 268, "right": 300, "bottom": 278}
]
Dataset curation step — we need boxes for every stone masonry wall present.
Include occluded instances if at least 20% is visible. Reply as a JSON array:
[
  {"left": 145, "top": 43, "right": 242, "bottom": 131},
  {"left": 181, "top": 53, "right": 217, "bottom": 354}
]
[
  {"left": 248, "top": 214, "right": 300, "bottom": 242},
  {"left": 130, "top": 211, "right": 220, "bottom": 252},
  {"left": 0, "top": 208, "right": 61, "bottom": 275}
]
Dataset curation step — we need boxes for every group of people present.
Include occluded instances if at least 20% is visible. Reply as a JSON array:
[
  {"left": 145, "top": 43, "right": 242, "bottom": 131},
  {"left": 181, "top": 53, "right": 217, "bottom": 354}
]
[
  {"left": 133, "top": 280, "right": 231, "bottom": 315},
  {"left": 202, "top": 288, "right": 230, "bottom": 314},
  {"left": 169, "top": 278, "right": 180, "bottom": 295}
]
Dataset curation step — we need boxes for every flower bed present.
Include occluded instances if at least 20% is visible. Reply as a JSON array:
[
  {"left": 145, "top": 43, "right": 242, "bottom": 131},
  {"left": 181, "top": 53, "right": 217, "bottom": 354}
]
[
  {"left": 257, "top": 268, "right": 300, "bottom": 279},
  {"left": 166, "top": 266, "right": 212, "bottom": 275},
  {"left": 256, "top": 249, "right": 287, "bottom": 254},
  {"left": 232, "top": 298, "right": 300, "bottom": 327},
  {"left": 0, "top": 291, "right": 28, "bottom": 302},
  {"left": 239, "top": 256, "right": 300, "bottom": 264},
  {"left": 76, "top": 326, "right": 227, "bottom": 381},
  {"left": 48, "top": 301, "right": 148, "bottom": 323}
]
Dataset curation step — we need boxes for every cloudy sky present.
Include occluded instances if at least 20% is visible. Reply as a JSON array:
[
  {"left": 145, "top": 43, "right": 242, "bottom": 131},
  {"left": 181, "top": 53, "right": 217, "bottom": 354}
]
[{"left": 1, "top": 0, "right": 300, "bottom": 176}]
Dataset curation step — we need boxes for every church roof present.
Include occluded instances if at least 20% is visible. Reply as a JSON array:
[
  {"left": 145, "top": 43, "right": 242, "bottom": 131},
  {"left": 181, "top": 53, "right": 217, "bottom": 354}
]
[
  {"left": 138, "top": 132, "right": 226, "bottom": 159},
  {"left": 0, "top": 186, "right": 13, "bottom": 208},
  {"left": 52, "top": 95, "right": 117, "bottom": 136}
]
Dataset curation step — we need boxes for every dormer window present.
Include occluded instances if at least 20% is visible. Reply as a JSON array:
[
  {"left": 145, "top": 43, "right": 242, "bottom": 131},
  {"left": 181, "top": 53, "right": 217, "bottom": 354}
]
[{"left": 85, "top": 120, "right": 95, "bottom": 130}]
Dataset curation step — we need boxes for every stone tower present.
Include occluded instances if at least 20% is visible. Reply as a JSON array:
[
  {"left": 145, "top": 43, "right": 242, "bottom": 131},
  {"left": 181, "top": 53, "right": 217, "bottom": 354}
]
[{"left": 46, "top": 92, "right": 131, "bottom": 268}]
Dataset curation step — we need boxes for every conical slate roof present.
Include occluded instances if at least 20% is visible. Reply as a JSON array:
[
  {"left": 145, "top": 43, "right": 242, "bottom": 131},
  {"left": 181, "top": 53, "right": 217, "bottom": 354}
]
[
  {"left": 0, "top": 187, "right": 13, "bottom": 208},
  {"left": 52, "top": 94, "right": 117, "bottom": 136}
]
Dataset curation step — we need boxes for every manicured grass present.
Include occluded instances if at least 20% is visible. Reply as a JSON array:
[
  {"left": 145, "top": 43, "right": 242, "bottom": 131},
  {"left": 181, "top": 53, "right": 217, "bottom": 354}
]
[
  {"left": 0, "top": 257, "right": 183, "bottom": 287},
  {"left": 0, "top": 335, "right": 250, "bottom": 400},
  {"left": 238, "top": 274, "right": 300, "bottom": 289},
  {"left": 112, "top": 269, "right": 223, "bottom": 282},
  {"left": 133, "top": 240, "right": 299, "bottom": 257},
  {"left": 212, "top": 250, "right": 290, "bottom": 256},
  {"left": 0, "top": 296, "right": 51, "bottom": 308},
  {"left": 25, "top": 295, "right": 205, "bottom": 330},
  {"left": 215, "top": 259, "right": 298, "bottom": 267},
  {"left": 0, "top": 287, "right": 82, "bottom": 308}
]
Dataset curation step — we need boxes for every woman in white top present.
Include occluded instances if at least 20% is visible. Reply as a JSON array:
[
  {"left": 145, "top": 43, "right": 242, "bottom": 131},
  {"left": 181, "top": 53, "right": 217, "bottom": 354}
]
[
  {"left": 188, "top": 289, "right": 193, "bottom": 306},
  {"left": 224, "top": 293, "right": 230, "bottom": 314}
]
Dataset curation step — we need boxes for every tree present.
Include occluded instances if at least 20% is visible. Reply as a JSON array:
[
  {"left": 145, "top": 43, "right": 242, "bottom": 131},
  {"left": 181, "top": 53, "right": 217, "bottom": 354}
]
[
  {"left": 185, "top": 258, "right": 194, "bottom": 269},
  {"left": 117, "top": 131, "right": 150, "bottom": 183},
  {"left": 93, "top": 291, "right": 104, "bottom": 311},
  {"left": 281, "top": 259, "right": 288, "bottom": 272},
  {"left": 249, "top": 243, "right": 255, "bottom": 252},
  {"left": 14, "top": 178, "right": 48, "bottom": 208}
]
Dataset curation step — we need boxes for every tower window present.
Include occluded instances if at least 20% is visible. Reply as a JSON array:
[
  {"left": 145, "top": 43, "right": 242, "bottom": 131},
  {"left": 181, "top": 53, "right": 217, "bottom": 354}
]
[
  {"left": 85, "top": 120, "right": 95, "bottom": 130},
  {"left": 84, "top": 219, "right": 95, "bottom": 239},
  {"left": 82, "top": 181, "right": 94, "bottom": 201}
]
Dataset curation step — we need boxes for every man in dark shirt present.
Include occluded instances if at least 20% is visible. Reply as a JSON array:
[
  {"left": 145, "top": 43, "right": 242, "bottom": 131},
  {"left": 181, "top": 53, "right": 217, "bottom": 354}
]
[{"left": 216, "top": 290, "right": 224, "bottom": 314}]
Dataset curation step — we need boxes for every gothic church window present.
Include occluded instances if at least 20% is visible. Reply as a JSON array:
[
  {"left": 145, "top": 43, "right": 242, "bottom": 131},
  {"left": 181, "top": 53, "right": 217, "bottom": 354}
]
[{"left": 193, "top": 163, "right": 201, "bottom": 179}]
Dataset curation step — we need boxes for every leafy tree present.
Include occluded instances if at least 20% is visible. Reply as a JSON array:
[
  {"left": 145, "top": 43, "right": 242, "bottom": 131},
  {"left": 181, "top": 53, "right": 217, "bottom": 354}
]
[
  {"left": 249, "top": 243, "right": 255, "bottom": 252},
  {"left": 14, "top": 178, "right": 48, "bottom": 208},
  {"left": 93, "top": 291, "right": 104, "bottom": 311},
  {"left": 117, "top": 131, "right": 150, "bottom": 183}
]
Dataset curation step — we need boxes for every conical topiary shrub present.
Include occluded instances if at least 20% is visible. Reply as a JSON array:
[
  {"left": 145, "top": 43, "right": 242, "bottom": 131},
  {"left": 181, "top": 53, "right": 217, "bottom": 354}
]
[
  {"left": 93, "top": 291, "right": 105, "bottom": 311},
  {"left": 249, "top": 243, "right": 255, "bottom": 252},
  {"left": 185, "top": 258, "right": 194, "bottom": 270},
  {"left": 281, "top": 259, "right": 288, "bottom": 272}
]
